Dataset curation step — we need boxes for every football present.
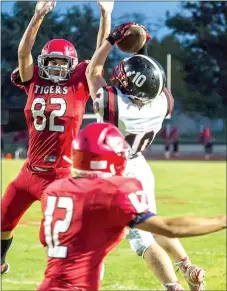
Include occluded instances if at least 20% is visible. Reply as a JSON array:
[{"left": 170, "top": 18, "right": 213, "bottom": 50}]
[{"left": 117, "top": 24, "right": 147, "bottom": 53}]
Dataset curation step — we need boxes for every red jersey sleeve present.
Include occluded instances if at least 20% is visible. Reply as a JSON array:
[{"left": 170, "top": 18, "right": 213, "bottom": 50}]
[
  {"left": 114, "top": 177, "right": 155, "bottom": 228},
  {"left": 11, "top": 66, "right": 37, "bottom": 95}
]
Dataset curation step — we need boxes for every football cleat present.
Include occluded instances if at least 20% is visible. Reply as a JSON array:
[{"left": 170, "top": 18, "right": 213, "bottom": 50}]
[
  {"left": 1, "top": 262, "right": 10, "bottom": 274},
  {"left": 176, "top": 260, "right": 205, "bottom": 291}
]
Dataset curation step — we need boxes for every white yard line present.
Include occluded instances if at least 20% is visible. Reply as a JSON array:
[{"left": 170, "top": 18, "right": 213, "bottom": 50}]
[
  {"left": 17, "top": 243, "right": 41, "bottom": 249},
  {"left": 107, "top": 282, "right": 158, "bottom": 290},
  {"left": 19, "top": 221, "right": 40, "bottom": 226},
  {"left": 3, "top": 279, "right": 39, "bottom": 285},
  {"left": 188, "top": 250, "right": 220, "bottom": 255},
  {"left": 4, "top": 280, "right": 155, "bottom": 290}
]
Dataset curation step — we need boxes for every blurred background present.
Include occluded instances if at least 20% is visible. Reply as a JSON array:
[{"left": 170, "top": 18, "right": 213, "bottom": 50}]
[{"left": 1, "top": 1, "right": 226, "bottom": 160}]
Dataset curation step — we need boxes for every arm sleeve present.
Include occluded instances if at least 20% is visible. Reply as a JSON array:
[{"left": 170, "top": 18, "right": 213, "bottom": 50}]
[
  {"left": 11, "top": 67, "right": 33, "bottom": 95},
  {"left": 79, "top": 61, "right": 90, "bottom": 97},
  {"left": 93, "top": 86, "right": 119, "bottom": 125},
  {"left": 128, "top": 211, "right": 155, "bottom": 228},
  {"left": 114, "top": 184, "right": 156, "bottom": 228}
]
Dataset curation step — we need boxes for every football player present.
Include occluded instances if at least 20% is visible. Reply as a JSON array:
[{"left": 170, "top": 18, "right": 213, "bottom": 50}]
[
  {"left": 86, "top": 23, "right": 205, "bottom": 291},
  {"left": 1, "top": 0, "right": 114, "bottom": 274},
  {"left": 38, "top": 122, "right": 226, "bottom": 291}
]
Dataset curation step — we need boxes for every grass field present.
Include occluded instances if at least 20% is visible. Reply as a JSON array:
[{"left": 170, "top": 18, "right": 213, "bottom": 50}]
[{"left": 1, "top": 159, "right": 226, "bottom": 291}]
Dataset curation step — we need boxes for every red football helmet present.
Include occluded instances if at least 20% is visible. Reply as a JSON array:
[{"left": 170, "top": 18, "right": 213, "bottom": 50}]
[
  {"left": 38, "top": 39, "right": 78, "bottom": 83},
  {"left": 71, "top": 122, "right": 129, "bottom": 177}
]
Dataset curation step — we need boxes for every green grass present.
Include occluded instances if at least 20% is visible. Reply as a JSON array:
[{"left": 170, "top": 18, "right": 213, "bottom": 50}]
[{"left": 2, "top": 160, "right": 226, "bottom": 290}]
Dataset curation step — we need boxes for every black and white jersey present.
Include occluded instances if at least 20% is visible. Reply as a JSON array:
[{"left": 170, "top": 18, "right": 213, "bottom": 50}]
[{"left": 93, "top": 86, "right": 174, "bottom": 157}]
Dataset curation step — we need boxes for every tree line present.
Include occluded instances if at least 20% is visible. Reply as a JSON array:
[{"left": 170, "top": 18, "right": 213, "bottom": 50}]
[{"left": 1, "top": 1, "right": 226, "bottom": 131}]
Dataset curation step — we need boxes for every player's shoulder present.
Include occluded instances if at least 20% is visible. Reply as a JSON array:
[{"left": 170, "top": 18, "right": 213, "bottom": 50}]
[
  {"left": 106, "top": 176, "right": 149, "bottom": 216},
  {"left": 11, "top": 65, "right": 39, "bottom": 86},
  {"left": 91, "top": 176, "right": 141, "bottom": 194},
  {"left": 159, "top": 87, "right": 174, "bottom": 101},
  {"left": 158, "top": 87, "right": 174, "bottom": 116},
  {"left": 75, "top": 60, "right": 90, "bottom": 73},
  {"left": 43, "top": 177, "right": 71, "bottom": 196},
  {"left": 107, "top": 176, "right": 142, "bottom": 194},
  {"left": 70, "top": 60, "right": 89, "bottom": 84}
]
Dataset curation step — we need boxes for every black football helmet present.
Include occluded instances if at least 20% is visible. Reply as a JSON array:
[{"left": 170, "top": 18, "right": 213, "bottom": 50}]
[{"left": 110, "top": 54, "right": 166, "bottom": 103}]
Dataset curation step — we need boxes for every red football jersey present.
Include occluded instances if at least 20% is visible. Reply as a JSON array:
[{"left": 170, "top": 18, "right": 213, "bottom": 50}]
[
  {"left": 11, "top": 61, "right": 90, "bottom": 168},
  {"left": 39, "top": 175, "right": 154, "bottom": 290}
]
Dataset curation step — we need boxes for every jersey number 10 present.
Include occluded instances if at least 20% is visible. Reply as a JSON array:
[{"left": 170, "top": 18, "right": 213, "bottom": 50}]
[
  {"left": 125, "top": 131, "right": 154, "bottom": 155},
  {"left": 131, "top": 72, "right": 147, "bottom": 87}
]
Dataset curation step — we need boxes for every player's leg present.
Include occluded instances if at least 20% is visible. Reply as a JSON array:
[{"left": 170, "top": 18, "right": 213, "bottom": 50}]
[
  {"left": 125, "top": 156, "right": 184, "bottom": 290},
  {"left": 37, "top": 278, "right": 81, "bottom": 291},
  {"left": 164, "top": 143, "right": 171, "bottom": 159},
  {"left": 1, "top": 165, "right": 70, "bottom": 274},
  {"left": 126, "top": 228, "right": 183, "bottom": 290},
  {"left": 142, "top": 158, "right": 205, "bottom": 291},
  {"left": 204, "top": 142, "right": 212, "bottom": 160},
  {"left": 144, "top": 157, "right": 205, "bottom": 291},
  {"left": 173, "top": 141, "right": 179, "bottom": 157},
  {"left": 1, "top": 164, "right": 36, "bottom": 273},
  {"left": 154, "top": 235, "right": 205, "bottom": 291}
]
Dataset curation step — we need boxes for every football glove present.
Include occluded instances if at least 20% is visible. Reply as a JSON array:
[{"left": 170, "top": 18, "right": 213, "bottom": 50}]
[{"left": 106, "top": 22, "right": 136, "bottom": 45}]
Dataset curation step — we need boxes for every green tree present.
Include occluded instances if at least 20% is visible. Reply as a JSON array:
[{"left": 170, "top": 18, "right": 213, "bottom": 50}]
[
  {"left": 166, "top": 1, "right": 227, "bottom": 118},
  {"left": 147, "top": 35, "right": 188, "bottom": 114}
]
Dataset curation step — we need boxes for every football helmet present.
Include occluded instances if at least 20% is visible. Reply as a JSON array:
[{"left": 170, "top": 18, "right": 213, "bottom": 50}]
[
  {"left": 110, "top": 54, "right": 166, "bottom": 103},
  {"left": 38, "top": 39, "right": 78, "bottom": 83},
  {"left": 71, "top": 123, "right": 128, "bottom": 176}
]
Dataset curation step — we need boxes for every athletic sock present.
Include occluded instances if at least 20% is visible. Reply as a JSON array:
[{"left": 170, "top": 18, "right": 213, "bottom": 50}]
[{"left": 1, "top": 237, "right": 13, "bottom": 265}]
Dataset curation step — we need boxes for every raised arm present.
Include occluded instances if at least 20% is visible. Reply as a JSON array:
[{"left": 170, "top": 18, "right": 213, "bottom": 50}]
[
  {"left": 85, "top": 2, "right": 113, "bottom": 100},
  {"left": 96, "top": 2, "right": 114, "bottom": 50},
  {"left": 18, "top": 0, "right": 56, "bottom": 82},
  {"left": 135, "top": 214, "right": 226, "bottom": 238},
  {"left": 86, "top": 40, "right": 111, "bottom": 100},
  {"left": 86, "top": 22, "right": 135, "bottom": 100}
]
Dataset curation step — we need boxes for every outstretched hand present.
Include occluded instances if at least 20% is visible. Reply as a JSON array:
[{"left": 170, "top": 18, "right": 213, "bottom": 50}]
[
  {"left": 35, "top": 0, "right": 56, "bottom": 18},
  {"left": 107, "top": 22, "right": 136, "bottom": 45},
  {"left": 98, "top": 1, "right": 114, "bottom": 14}
]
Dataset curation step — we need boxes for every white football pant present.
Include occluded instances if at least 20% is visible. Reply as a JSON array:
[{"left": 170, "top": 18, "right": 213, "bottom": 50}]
[{"left": 125, "top": 154, "right": 156, "bottom": 257}]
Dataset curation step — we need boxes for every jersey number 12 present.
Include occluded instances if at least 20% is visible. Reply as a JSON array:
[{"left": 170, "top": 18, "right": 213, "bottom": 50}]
[{"left": 44, "top": 196, "right": 73, "bottom": 258}]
